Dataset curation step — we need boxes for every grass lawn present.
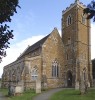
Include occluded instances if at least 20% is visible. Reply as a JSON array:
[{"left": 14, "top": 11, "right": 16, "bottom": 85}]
[
  {"left": 0, "top": 88, "right": 37, "bottom": 100},
  {"left": 0, "top": 88, "right": 8, "bottom": 96},
  {"left": 50, "top": 88, "right": 95, "bottom": 100}
]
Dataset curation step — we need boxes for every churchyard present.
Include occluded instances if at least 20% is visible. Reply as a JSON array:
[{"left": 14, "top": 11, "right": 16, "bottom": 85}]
[
  {"left": 0, "top": 88, "right": 95, "bottom": 100},
  {"left": 0, "top": 88, "right": 36, "bottom": 100},
  {"left": 50, "top": 88, "right": 95, "bottom": 100}
]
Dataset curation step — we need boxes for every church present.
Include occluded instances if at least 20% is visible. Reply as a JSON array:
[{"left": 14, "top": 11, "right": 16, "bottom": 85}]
[{"left": 2, "top": 0, "right": 93, "bottom": 90}]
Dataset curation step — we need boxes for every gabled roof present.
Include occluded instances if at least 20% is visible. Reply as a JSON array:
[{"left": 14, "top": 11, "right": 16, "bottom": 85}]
[{"left": 17, "top": 34, "right": 50, "bottom": 60}]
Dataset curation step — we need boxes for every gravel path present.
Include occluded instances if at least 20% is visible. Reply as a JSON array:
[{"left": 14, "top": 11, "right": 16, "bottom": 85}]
[
  {"left": 0, "top": 92, "right": 7, "bottom": 100},
  {"left": 33, "top": 88, "right": 63, "bottom": 100}
]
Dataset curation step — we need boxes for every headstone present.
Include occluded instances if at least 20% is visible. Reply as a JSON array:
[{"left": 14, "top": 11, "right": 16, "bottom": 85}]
[
  {"left": 15, "top": 86, "right": 23, "bottom": 93},
  {"left": 80, "top": 77, "right": 85, "bottom": 94},
  {"left": 44, "top": 83, "right": 47, "bottom": 89},
  {"left": 8, "top": 81, "right": 24, "bottom": 96},
  {"left": 75, "top": 81, "right": 79, "bottom": 90},
  {"left": 8, "top": 85, "right": 15, "bottom": 96},
  {"left": 80, "top": 68, "right": 88, "bottom": 94},
  {"left": 36, "top": 79, "right": 41, "bottom": 93},
  {"left": 0, "top": 83, "right": 1, "bottom": 88},
  {"left": 14, "top": 81, "right": 24, "bottom": 96},
  {"left": 87, "top": 82, "right": 90, "bottom": 87}
]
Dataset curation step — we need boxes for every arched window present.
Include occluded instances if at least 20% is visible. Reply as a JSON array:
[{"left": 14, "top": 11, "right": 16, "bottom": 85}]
[
  {"left": 52, "top": 60, "right": 59, "bottom": 77},
  {"left": 31, "top": 66, "right": 38, "bottom": 80},
  {"left": 67, "top": 15, "right": 72, "bottom": 26}
]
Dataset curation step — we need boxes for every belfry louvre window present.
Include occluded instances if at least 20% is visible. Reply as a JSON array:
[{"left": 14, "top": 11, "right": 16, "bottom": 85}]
[
  {"left": 82, "top": 14, "right": 86, "bottom": 24},
  {"left": 52, "top": 61, "right": 59, "bottom": 77},
  {"left": 67, "top": 15, "right": 72, "bottom": 26}
]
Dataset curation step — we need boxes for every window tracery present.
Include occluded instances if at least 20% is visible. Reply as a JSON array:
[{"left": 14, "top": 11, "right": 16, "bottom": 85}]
[
  {"left": 67, "top": 14, "right": 72, "bottom": 26},
  {"left": 52, "top": 60, "right": 59, "bottom": 77}
]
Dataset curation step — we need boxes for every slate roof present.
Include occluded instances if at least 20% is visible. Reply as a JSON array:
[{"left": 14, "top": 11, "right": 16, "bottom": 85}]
[{"left": 17, "top": 34, "right": 50, "bottom": 60}]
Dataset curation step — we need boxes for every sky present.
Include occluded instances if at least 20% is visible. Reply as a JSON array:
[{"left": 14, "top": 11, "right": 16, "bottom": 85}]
[{"left": 0, "top": 0, "right": 95, "bottom": 78}]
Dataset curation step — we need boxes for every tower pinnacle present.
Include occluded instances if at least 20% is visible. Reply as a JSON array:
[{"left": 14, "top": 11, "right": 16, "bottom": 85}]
[{"left": 75, "top": 0, "right": 79, "bottom": 2}]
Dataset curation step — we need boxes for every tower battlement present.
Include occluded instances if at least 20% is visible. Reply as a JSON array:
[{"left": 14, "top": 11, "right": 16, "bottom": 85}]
[{"left": 62, "top": 0, "right": 86, "bottom": 15}]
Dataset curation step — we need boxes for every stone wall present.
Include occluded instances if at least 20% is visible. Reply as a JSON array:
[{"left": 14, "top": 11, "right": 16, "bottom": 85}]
[
  {"left": 62, "top": 2, "right": 92, "bottom": 88},
  {"left": 2, "top": 58, "right": 25, "bottom": 88},
  {"left": 42, "top": 29, "right": 65, "bottom": 88},
  {"left": 21, "top": 56, "right": 42, "bottom": 90}
]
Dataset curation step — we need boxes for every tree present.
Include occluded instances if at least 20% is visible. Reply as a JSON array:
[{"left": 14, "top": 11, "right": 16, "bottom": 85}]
[
  {"left": 84, "top": 0, "right": 95, "bottom": 21},
  {"left": 80, "top": 1, "right": 95, "bottom": 95},
  {"left": 0, "top": 0, "right": 20, "bottom": 62}
]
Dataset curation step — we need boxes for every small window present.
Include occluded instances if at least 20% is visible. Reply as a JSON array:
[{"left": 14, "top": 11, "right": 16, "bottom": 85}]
[
  {"left": 68, "top": 37, "right": 71, "bottom": 44},
  {"left": 66, "top": 54, "right": 69, "bottom": 60},
  {"left": 82, "top": 14, "right": 86, "bottom": 24},
  {"left": 67, "top": 15, "right": 72, "bottom": 26},
  {"left": 31, "top": 66, "right": 38, "bottom": 80}
]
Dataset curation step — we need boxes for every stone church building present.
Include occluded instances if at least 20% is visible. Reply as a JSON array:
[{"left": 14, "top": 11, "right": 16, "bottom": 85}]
[{"left": 2, "top": 0, "right": 93, "bottom": 90}]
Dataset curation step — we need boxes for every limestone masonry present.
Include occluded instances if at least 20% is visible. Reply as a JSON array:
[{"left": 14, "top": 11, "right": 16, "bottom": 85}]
[{"left": 2, "top": 0, "right": 93, "bottom": 90}]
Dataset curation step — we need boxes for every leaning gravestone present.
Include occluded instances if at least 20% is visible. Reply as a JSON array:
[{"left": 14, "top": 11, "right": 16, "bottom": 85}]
[{"left": 36, "top": 79, "right": 41, "bottom": 93}]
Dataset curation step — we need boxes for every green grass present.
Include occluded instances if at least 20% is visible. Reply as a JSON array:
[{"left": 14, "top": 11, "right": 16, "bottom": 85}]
[
  {"left": 1, "top": 88, "right": 95, "bottom": 100},
  {"left": 0, "top": 88, "right": 37, "bottom": 100},
  {"left": 0, "top": 88, "right": 8, "bottom": 96},
  {"left": 50, "top": 88, "right": 95, "bottom": 100}
]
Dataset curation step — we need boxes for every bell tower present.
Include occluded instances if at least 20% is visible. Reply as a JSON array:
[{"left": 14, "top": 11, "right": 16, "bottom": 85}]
[{"left": 62, "top": 0, "right": 92, "bottom": 88}]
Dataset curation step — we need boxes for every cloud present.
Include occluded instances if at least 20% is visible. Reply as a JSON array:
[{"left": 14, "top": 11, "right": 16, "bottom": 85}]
[
  {"left": 91, "top": 23, "right": 95, "bottom": 59},
  {"left": 0, "top": 35, "right": 45, "bottom": 78}
]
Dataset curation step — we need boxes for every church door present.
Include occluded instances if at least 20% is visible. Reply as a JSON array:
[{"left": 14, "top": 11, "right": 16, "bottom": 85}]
[{"left": 67, "top": 71, "right": 72, "bottom": 87}]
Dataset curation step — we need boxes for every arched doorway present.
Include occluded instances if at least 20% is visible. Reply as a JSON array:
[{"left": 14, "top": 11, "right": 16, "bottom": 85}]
[{"left": 67, "top": 71, "right": 72, "bottom": 87}]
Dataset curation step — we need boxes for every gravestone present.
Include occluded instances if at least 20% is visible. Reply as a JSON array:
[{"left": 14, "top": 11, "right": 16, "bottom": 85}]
[
  {"left": 8, "top": 81, "right": 24, "bottom": 96},
  {"left": 80, "top": 68, "right": 88, "bottom": 94},
  {"left": 14, "top": 86, "right": 23, "bottom": 96},
  {"left": 36, "top": 79, "right": 41, "bottom": 93},
  {"left": 75, "top": 81, "right": 79, "bottom": 90},
  {"left": 80, "top": 76, "right": 85, "bottom": 94},
  {"left": 0, "top": 82, "right": 1, "bottom": 88}
]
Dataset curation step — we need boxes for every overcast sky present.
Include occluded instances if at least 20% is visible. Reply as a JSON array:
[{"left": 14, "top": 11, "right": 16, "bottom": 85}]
[{"left": 0, "top": 0, "right": 95, "bottom": 78}]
